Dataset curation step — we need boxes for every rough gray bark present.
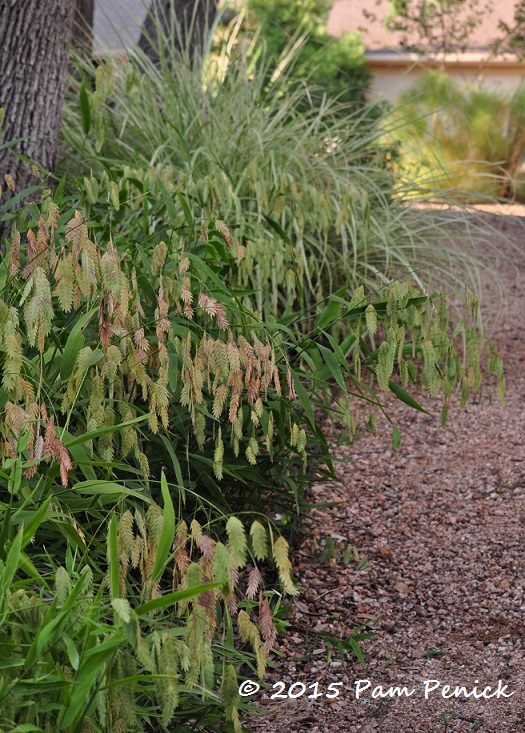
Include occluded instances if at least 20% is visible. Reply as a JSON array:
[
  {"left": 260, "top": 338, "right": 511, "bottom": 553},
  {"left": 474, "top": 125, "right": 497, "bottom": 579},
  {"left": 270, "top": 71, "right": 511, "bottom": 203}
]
[
  {"left": 139, "top": 0, "right": 217, "bottom": 66},
  {"left": 73, "top": 0, "right": 94, "bottom": 53},
  {"left": 0, "top": 0, "right": 75, "bottom": 205}
]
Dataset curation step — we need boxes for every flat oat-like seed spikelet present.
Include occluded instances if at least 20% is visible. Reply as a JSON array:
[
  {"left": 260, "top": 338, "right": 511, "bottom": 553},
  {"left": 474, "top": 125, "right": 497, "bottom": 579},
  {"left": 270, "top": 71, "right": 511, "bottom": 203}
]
[
  {"left": 215, "top": 220, "right": 233, "bottom": 247},
  {"left": 109, "top": 180, "right": 120, "bottom": 210},
  {"left": 147, "top": 504, "right": 164, "bottom": 546},
  {"left": 213, "top": 427, "right": 224, "bottom": 481},
  {"left": 215, "top": 303, "right": 229, "bottom": 330},
  {"left": 213, "top": 339, "right": 229, "bottom": 381},
  {"left": 199, "top": 534, "right": 216, "bottom": 560},
  {"left": 4, "top": 173, "right": 15, "bottom": 192},
  {"left": 273, "top": 365, "right": 281, "bottom": 395},
  {"left": 226, "top": 516, "right": 247, "bottom": 567},
  {"left": 55, "top": 566, "right": 70, "bottom": 604},
  {"left": 22, "top": 229, "right": 37, "bottom": 280},
  {"left": 246, "top": 566, "right": 262, "bottom": 600},
  {"left": 213, "top": 542, "right": 232, "bottom": 595},
  {"left": 190, "top": 519, "right": 203, "bottom": 545},
  {"left": 365, "top": 304, "right": 378, "bottom": 334},
  {"left": 54, "top": 254, "right": 76, "bottom": 312},
  {"left": 212, "top": 383, "right": 229, "bottom": 419},
  {"left": 227, "top": 341, "right": 241, "bottom": 373},
  {"left": 111, "top": 597, "right": 132, "bottom": 624},
  {"left": 259, "top": 598, "right": 277, "bottom": 650},
  {"left": 250, "top": 521, "right": 268, "bottom": 561},
  {"left": 66, "top": 210, "right": 89, "bottom": 247},
  {"left": 56, "top": 439, "right": 73, "bottom": 487},
  {"left": 119, "top": 511, "right": 135, "bottom": 553},
  {"left": 198, "top": 292, "right": 218, "bottom": 318},
  {"left": 228, "top": 392, "right": 239, "bottom": 424},
  {"left": 257, "top": 645, "right": 267, "bottom": 679},
  {"left": 221, "top": 665, "right": 241, "bottom": 733},
  {"left": 273, "top": 536, "right": 299, "bottom": 596},
  {"left": 245, "top": 436, "right": 259, "bottom": 466},
  {"left": 237, "top": 609, "right": 252, "bottom": 642},
  {"left": 185, "top": 562, "right": 203, "bottom": 589},
  {"left": 8, "top": 225, "right": 20, "bottom": 276}
]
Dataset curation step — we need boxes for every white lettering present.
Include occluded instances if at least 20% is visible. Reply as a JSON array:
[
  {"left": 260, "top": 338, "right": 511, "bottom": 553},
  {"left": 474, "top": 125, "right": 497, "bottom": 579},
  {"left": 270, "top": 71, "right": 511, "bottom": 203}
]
[
  {"left": 423, "top": 679, "right": 441, "bottom": 699},
  {"left": 354, "top": 679, "right": 371, "bottom": 699}
]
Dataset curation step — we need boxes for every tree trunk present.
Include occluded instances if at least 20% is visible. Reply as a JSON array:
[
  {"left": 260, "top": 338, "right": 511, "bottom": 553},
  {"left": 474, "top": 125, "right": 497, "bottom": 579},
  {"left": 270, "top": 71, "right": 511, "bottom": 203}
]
[
  {"left": 139, "top": 0, "right": 217, "bottom": 66},
  {"left": 72, "top": 0, "right": 94, "bottom": 54},
  {"left": 0, "top": 0, "right": 75, "bottom": 215}
]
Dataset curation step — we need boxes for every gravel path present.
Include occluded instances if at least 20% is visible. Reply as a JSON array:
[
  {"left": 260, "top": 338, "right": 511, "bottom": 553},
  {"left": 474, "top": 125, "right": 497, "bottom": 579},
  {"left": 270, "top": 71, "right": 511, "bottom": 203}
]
[{"left": 249, "top": 209, "right": 525, "bottom": 733}]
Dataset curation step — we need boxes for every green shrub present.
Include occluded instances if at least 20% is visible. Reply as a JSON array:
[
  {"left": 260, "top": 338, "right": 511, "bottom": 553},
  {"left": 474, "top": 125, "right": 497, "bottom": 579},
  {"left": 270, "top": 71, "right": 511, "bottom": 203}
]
[
  {"left": 385, "top": 70, "right": 525, "bottom": 199},
  {"left": 245, "top": 0, "right": 370, "bottom": 105}
]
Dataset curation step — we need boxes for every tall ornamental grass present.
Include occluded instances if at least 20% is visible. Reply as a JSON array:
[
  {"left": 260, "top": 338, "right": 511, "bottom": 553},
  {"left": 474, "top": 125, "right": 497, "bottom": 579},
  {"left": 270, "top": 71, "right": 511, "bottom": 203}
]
[{"left": 60, "top": 13, "right": 500, "bottom": 323}]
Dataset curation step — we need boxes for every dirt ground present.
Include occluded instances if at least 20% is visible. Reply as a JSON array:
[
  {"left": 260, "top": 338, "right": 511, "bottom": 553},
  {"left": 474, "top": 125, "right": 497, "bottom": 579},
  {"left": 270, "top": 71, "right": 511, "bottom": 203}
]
[{"left": 247, "top": 206, "right": 525, "bottom": 733}]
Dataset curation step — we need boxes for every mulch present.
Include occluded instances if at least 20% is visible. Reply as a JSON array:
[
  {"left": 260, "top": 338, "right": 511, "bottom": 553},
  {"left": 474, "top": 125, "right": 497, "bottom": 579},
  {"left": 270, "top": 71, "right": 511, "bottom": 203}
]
[{"left": 246, "top": 208, "right": 525, "bottom": 733}]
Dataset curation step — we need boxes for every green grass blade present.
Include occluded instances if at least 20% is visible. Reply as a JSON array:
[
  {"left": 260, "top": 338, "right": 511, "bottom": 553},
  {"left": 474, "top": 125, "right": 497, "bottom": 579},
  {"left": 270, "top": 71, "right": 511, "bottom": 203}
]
[
  {"left": 151, "top": 472, "right": 176, "bottom": 584},
  {"left": 135, "top": 581, "right": 222, "bottom": 616},
  {"left": 107, "top": 514, "right": 120, "bottom": 599}
]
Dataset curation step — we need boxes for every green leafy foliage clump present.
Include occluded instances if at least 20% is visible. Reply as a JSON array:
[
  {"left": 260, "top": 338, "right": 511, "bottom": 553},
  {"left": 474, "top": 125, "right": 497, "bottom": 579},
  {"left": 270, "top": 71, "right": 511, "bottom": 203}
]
[
  {"left": 0, "top": 487, "right": 289, "bottom": 732},
  {"left": 0, "top": 177, "right": 505, "bottom": 732},
  {"left": 384, "top": 70, "right": 525, "bottom": 199},
  {"left": 245, "top": 0, "right": 370, "bottom": 104}
]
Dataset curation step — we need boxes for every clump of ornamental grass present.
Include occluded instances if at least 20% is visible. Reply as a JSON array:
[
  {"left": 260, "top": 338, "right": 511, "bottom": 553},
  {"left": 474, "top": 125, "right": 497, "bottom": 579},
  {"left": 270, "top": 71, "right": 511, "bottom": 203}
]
[
  {"left": 0, "top": 469, "right": 292, "bottom": 732},
  {"left": 59, "top": 9, "right": 506, "bottom": 330},
  {"left": 0, "top": 149, "right": 506, "bottom": 732}
]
